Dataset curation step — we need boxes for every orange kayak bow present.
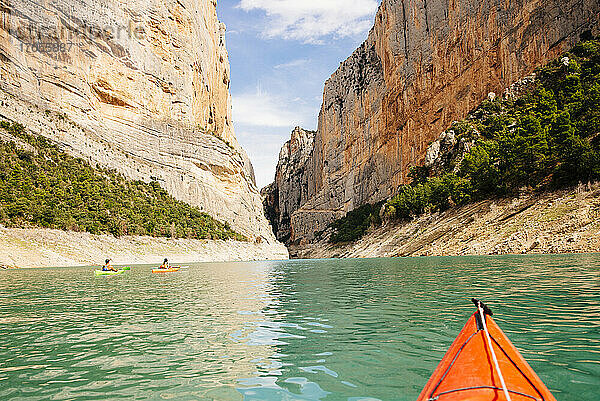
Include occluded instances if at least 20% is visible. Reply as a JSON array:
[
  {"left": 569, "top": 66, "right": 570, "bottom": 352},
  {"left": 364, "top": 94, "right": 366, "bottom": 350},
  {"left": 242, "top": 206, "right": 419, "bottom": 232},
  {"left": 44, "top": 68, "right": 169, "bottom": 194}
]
[{"left": 417, "top": 299, "right": 556, "bottom": 401}]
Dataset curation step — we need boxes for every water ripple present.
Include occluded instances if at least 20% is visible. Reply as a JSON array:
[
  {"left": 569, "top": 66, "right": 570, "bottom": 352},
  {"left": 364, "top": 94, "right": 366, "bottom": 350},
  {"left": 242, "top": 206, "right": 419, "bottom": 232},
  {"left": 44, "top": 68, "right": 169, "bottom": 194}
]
[{"left": 0, "top": 255, "right": 599, "bottom": 400}]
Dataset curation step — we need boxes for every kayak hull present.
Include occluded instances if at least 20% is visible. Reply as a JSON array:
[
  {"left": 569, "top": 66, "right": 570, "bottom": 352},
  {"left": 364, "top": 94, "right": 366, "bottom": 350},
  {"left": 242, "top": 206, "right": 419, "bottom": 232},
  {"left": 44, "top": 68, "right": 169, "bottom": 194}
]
[
  {"left": 152, "top": 267, "right": 180, "bottom": 273},
  {"left": 94, "top": 269, "right": 125, "bottom": 276},
  {"left": 417, "top": 312, "right": 556, "bottom": 401}
]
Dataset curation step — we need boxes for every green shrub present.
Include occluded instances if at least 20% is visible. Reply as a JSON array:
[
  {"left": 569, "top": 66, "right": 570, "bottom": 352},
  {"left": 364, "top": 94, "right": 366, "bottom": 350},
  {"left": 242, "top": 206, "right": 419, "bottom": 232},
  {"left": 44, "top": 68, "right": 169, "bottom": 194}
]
[
  {"left": 329, "top": 202, "right": 383, "bottom": 243},
  {"left": 0, "top": 122, "right": 246, "bottom": 241},
  {"left": 461, "top": 37, "right": 600, "bottom": 192},
  {"left": 450, "top": 120, "right": 478, "bottom": 139},
  {"left": 458, "top": 141, "right": 500, "bottom": 196},
  {"left": 408, "top": 165, "right": 430, "bottom": 185},
  {"left": 384, "top": 173, "right": 473, "bottom": 220}
]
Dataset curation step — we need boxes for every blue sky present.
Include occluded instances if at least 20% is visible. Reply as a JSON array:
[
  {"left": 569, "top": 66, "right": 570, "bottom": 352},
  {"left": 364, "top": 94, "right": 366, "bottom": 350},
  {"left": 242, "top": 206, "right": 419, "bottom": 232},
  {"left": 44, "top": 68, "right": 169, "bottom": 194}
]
[{"left": 217, "top": 0, "right": 380, "bottom": 188}]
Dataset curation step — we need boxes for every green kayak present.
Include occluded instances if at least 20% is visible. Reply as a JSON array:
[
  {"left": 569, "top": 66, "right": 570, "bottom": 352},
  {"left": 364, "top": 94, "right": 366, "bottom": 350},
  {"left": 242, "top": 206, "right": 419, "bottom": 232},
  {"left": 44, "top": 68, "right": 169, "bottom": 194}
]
[{"left": 94, "top": 269, "right": 126, "bottom": 276}]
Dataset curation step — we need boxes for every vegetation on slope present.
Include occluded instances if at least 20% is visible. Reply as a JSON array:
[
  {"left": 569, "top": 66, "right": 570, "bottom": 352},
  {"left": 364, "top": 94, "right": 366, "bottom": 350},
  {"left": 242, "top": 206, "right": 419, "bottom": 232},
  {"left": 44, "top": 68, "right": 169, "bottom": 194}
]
[
  {"left": 329, "top": 38, "right": 600, "bottom": 244},
  {"left": 328, "top": 202, "right": 383, "bottom": 243},
  {"left": 0, "top": 121, "right": 246, "bottom": 241}
]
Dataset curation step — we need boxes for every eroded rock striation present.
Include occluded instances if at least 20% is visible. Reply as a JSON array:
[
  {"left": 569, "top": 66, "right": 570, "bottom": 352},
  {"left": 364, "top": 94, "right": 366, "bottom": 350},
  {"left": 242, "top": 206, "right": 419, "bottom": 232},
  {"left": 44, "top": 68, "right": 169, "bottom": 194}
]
[
  {"left": 0, "top": 0, "right": 277, "bottom": 243},
  {"left": 269, "top": 0, "right": 599, "bottom": 244},
  {"left": 292, "top": 183, "right": 600, "bottom": 259}
]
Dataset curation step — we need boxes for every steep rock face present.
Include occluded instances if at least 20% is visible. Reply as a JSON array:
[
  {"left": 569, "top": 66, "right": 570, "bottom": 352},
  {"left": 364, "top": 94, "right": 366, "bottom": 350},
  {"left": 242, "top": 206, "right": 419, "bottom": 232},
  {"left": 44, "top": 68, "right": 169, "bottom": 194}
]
[
  {"left": 0, "top": 0, "right": 276, "bottom": 242},
  {"left": 275, "top": 0, "right": 599, "bottom": 243},
  {"left": 262, "top": 127, "right": 315, "bottom": 243}
]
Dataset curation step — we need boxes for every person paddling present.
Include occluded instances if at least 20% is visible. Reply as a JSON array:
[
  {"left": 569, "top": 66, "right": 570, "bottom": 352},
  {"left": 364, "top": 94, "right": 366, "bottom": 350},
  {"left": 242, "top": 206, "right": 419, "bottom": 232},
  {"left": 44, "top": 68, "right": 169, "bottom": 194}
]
[
  {"left": 102, "top": 259, "right": 118, "bottom": 272},
  {"left": 159, "top": 258, "right": 170, "bottom": 270}
]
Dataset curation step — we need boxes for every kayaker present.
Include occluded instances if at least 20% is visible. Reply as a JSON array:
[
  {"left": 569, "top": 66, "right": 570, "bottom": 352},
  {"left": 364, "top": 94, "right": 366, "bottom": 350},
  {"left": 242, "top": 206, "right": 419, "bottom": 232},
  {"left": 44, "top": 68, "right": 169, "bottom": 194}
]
[
  {"left": 159, "top": 258, "right": 170, "bottom": 269},
  {"left": 102, "top": 259, "right": 117, "bottom": 272}
]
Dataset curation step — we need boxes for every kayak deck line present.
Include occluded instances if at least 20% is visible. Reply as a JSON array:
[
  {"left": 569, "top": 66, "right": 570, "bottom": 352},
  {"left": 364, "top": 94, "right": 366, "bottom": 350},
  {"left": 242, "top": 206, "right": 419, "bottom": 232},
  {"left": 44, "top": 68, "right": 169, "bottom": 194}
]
[
  {"left": 417, "top": 300, "right": 556, "bottom": 401},
  {"left": 476, "top": 299, "right": 512, "bottom": 401},
  {"left": 422, "top": 319, "right": 548, "bottom": 401},
  {"left": 429, "top": 386, "right": 541, "bottom": 401}
]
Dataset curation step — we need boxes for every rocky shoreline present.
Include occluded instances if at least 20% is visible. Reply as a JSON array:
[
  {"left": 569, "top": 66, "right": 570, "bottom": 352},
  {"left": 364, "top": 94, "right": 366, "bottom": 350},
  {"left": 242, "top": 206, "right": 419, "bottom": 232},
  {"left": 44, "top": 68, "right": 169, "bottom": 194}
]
[
  {"left": 291, "top": 184, "right": 600, "bottom": 259},
  {"left": 0, "top": 227, "right": 288, "bottom": 268}
]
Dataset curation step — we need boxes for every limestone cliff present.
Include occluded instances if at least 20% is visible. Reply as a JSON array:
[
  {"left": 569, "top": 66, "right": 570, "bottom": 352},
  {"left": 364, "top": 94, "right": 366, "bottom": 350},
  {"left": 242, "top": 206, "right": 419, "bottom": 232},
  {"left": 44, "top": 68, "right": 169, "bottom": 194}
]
[
  {"left": 262, "top": 127, "right": 315, "bottom": 243},
  {"left": 270, "top": 0, "right": 599, "bottom": 244},
  {"left": 0, "top": 0, "right": 276, "bottom": 242}
]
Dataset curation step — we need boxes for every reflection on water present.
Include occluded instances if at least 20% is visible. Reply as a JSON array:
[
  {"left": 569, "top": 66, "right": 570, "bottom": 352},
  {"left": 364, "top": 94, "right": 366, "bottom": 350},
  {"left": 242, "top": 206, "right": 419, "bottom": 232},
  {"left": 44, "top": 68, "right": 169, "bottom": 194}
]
[
  {"left": 0, "top": 262, "right": 277, "bottom": 400},
  {"left": 0, "top": 255, "right": 599, "bottom": 400}
]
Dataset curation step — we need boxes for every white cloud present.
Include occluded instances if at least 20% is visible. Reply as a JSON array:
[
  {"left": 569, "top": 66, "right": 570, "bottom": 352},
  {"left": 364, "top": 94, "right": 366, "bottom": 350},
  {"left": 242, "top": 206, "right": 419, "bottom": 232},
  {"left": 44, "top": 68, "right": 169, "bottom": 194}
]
[
  {"left": 274, "top": 58, "right": 309, "bottom": 69},
  {"left": 237, "top": 0, "right": 379, "bottom": 43},
  {"left": 232, "top": 90, "right": 310, "bottom": 127},
  {"left": 232, "top": 90, "right": 318, "bottom": 186}
]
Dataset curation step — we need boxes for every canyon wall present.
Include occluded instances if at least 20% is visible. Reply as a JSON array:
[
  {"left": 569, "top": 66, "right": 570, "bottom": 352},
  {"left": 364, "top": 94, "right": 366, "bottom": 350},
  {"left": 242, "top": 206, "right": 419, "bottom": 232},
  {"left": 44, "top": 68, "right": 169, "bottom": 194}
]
[
  {"left": 262, "top": 127, "right": 315, "bottom": 243},
  {"left": 0, "top": 0, "right": 277, "bottom": 242},
  {"left": 268, "top": 0, "right": 600, "bottom": 244}
]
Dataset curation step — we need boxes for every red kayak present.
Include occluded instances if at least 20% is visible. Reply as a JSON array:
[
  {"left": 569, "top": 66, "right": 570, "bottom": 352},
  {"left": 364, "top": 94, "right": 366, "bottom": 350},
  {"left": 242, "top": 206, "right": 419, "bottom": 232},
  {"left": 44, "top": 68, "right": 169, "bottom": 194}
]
[{"left": 417, "top": 300, "right": 556, "bottom": 401}]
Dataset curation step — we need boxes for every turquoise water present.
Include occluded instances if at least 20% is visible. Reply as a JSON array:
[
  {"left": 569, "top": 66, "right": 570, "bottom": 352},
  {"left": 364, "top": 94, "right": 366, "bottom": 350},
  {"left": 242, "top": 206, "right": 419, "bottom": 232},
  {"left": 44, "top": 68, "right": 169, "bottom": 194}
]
[{"left": 0, "top": 255, "right": 599, "bottom": 400}]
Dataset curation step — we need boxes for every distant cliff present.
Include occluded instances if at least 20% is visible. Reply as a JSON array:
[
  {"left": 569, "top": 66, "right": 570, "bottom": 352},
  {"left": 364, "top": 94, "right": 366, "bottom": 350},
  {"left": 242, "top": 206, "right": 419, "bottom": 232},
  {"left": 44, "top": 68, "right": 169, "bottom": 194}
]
[
  {"left": 0, "top": 0, "right": 275, "bottom": 242},
  {"left": 267, "top": 0, "right": 599, "bottom": 244},
  {"left": 263, "top": 127, "right": 315, "bottom": 243}
]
